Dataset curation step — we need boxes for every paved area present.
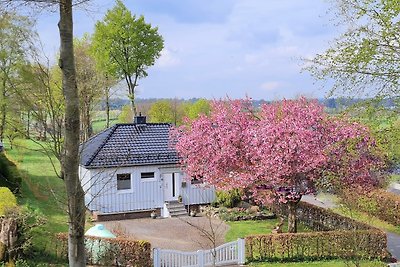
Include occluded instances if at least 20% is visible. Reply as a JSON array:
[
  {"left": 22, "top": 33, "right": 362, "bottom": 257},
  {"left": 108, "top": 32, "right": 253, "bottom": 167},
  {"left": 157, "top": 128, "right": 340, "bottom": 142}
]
[{"left": 102, "top": 215, "right": 230, "bottom": 251}]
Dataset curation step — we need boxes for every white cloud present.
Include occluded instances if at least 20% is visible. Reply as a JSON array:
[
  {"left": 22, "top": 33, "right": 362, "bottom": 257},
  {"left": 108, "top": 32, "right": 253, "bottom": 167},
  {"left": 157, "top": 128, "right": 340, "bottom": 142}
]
[
  {"left": 260, "top": 81, "right": 282, "bottom": 91},
  {"left": 155, "top": 47, "right": 181, "bottom": 68}
]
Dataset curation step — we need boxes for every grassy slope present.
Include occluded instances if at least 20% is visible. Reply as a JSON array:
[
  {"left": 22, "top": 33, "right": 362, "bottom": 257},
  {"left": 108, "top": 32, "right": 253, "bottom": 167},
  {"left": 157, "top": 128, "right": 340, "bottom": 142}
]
[{"left": 4, "top": 139, "right": 68, "bottom": 255}]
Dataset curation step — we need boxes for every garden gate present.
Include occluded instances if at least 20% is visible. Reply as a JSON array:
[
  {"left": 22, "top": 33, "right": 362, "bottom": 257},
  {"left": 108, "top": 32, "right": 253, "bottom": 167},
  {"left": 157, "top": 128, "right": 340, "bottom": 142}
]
[{"left": 153, "top": 238, "right": 245, "bottom": 267}]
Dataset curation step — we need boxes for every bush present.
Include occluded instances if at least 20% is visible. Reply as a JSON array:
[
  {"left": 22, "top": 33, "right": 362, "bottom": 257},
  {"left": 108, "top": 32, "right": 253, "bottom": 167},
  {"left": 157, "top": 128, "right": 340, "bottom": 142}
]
[
  {"left": 245, "top": 230, "right": 388, "bottom": 262},
  {"left": 0, "top": 187, "right": 17, "bottom": 216},
  {"left": 56, "top": 234, "right": 152, "bottom": 266},
  {"left": 213, "top": 189, "right": 242, "bottom": 208},
  {"left": 0, "top": 207, "right": 46, "bottom": 262},
  {"left": 0, "top": 154, "right": 21, "bottom": 193}
]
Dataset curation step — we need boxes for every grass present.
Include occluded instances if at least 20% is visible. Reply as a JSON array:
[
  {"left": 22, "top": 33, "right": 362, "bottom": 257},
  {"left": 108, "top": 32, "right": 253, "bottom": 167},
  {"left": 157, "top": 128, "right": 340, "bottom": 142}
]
[
  {"left": 333, "top": 205, "right": 400, "bottom": 235},
  {"left": 249, "top": 260, "right": 386, "bottom": 266},
  {"left": 225, "top": 219, "right": 309, "bottom": 242},
  {"left": 4, "top": 139, "right": 68, "bottom": 258}
]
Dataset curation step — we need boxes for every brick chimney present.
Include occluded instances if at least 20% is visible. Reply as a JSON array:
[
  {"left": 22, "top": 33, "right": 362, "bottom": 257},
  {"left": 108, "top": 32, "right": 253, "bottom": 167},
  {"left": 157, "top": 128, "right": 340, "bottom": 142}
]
[{"left": 134, "top": 112, "right": 146, "bottom": 124}]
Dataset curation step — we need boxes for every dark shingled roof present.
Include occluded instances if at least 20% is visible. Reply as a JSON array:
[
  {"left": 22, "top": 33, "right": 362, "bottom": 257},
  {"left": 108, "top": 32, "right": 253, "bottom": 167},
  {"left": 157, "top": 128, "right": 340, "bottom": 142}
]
[{"left": 80, "top": 123, "right": 179, "bottom": 168}]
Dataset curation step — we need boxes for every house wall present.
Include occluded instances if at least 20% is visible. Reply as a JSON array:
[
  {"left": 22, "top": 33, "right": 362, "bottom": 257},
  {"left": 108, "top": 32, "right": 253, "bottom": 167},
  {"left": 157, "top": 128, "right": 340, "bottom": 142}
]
[
  {"left": 86, "top": 165, "right": 164, "bottom": 214},
  {"left": 81, "top": 165, "right": 216, "bottom": 215}
]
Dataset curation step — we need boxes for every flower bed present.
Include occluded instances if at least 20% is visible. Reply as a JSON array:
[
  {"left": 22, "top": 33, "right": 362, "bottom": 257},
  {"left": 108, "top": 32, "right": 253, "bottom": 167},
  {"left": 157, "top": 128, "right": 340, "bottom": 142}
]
[{"left": 212, "top": 206, "right": 276, "bottom": 221}]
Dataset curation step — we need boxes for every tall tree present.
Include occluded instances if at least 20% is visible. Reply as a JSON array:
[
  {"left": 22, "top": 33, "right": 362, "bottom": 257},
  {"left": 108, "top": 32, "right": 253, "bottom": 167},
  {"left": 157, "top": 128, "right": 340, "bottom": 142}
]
[
  {"left": 0, "top": 11, "right": 33, "bottom": 141},
  {"left": 307, "top": 0, "right": 400, "bottom": 98},
  {"left": 91, "top": 0, "right": 164, "bottom": 116},
  {"left": 173, "top": 98, "right": 385, "bottom": 233},
  {"left": 75, "top": 35, "right": 102, "bottom": 142}
]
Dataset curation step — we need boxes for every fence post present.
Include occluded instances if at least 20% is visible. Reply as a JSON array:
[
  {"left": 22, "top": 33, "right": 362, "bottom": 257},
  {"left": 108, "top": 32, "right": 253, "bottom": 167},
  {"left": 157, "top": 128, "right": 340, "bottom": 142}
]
[
  {"left": 238, "top": 238, "right": 246, "bottom": 264},
  {"left": 197, "top": 250, "right": 204, "bottom": 267},
  {"left": 153, "top": 248, "right": 160, "bottom": 267}
]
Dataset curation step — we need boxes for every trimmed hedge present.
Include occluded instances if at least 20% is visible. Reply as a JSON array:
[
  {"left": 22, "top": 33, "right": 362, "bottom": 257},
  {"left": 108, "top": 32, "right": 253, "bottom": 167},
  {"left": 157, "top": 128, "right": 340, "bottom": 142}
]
[
  {"left": 0, "top": 187, "right": 17, "bottom": 215},
  {"left": 245, "top": 230, "right": 388, "bottom": 262},
  {"left": 56, "top": 233, "right": 152, "bottom": 266},
  {"left": 249, "top": 201, "right": 390, "bottom": 262},
  {"left": 341, "top": 188, "right": 400, "bottom": 226}
]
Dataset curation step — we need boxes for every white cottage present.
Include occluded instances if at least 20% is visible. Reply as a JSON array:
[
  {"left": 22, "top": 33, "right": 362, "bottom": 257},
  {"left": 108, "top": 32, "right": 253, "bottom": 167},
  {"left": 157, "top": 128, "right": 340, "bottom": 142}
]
[{"left": 79, "top": 116, "right": 215, "bottom": 220}]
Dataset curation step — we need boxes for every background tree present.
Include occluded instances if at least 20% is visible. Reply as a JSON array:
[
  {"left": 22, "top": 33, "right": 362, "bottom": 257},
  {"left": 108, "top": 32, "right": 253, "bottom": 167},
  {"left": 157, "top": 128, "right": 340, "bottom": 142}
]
[
  {"left": 74, "top": 35, "right": 102, "bottom": 142},
  {"left": 0, "top": 11, "right": 34, "bottom": 141},
  {"left": 307, "top": 0, "right": 400, "bottom": 98},
  {"left": 188, "top": 98, "right": 211, "bottom": 120},
  {"left": 148, "top": 100, "right": 174, "bottom": 123},
  {"left": 173, "top": 98, "right": 385, "bottom": 233},
  {"left": 91, "top": 0, "right": 164, "bottom": 116}
]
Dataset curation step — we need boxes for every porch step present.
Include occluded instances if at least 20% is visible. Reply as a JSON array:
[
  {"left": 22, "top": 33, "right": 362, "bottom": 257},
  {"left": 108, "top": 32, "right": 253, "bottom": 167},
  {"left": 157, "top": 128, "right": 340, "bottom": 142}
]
[{"left": 166, "top": 201, "right": 187, "bottom": 217}]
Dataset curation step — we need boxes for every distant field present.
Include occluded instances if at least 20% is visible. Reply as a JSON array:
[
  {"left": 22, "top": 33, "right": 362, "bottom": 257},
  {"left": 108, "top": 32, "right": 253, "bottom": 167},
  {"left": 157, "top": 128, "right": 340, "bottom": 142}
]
[{"left": 92, "top": 109, "right": 120, "bottom": 133}]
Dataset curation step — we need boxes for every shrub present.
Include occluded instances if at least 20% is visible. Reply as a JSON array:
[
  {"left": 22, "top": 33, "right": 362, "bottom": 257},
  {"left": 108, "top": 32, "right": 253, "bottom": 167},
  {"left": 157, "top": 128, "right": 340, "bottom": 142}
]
[
  {"left": 0, "top": 187, "right": 17, "bottom": 215},
  {"left": 245, "top": 230, "right": 388, "bottom": 262},
  {"left": 341, "top": 188, "right": 400, "bottom": 226},
  {"left": 56, "top": 234, "right": 152, "bottom": 267},
  {"left": 0, "top": 207, "right": 46, "bottom": 262},
  {"left": 213, "top": 189, "right": 242, "bottom": 208},
  {"left": 0, "top": 154, "right": 21, "bottom": 193}
]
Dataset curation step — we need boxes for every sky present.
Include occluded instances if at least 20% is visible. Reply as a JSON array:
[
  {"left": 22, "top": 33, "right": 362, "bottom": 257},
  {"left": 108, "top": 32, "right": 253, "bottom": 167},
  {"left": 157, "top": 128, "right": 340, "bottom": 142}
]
[{"left": 34, "top": 0, "right": 339, "bottom": 100}]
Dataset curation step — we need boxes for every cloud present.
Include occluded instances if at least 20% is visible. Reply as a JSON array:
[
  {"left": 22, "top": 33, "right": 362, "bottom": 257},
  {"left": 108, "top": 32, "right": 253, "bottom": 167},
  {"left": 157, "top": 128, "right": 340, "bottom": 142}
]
[
  {"left": 155, "top": 48, "right": 181, "bottom": 68},
  {"left": 260, "top": 81, "right": 283, "bottom": 91}
]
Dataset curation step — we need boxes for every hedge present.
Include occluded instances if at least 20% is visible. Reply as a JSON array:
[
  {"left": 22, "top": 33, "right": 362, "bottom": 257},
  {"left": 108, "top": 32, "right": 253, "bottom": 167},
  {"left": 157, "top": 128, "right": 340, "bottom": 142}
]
[
  {"left": 251, "top": 201, "right": 390, "bottom": 262},
  {"left": 245, "top": 230, "right": 388, "bottom": 262},
  {"left": 0, "top": 187, "right": 17, "bottom": 215},
  {"left": 56, "top": 233, "right": 152, "bottom": 266},
  {"left": 341, "top": 188, "right": 400, "bottom": 226}
]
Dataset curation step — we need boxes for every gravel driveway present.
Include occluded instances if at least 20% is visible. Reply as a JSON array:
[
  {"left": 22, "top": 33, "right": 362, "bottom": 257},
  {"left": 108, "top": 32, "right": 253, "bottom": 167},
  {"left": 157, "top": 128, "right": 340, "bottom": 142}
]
[{"left": 102, "top": 215, "right": 230, "bottom": 251}]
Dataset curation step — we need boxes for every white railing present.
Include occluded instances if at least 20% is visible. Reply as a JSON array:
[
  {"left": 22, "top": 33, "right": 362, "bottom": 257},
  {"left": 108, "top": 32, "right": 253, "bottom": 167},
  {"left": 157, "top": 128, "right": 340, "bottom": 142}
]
[{"left": 153, "top": 238, "right": 245, "bottom": 267}]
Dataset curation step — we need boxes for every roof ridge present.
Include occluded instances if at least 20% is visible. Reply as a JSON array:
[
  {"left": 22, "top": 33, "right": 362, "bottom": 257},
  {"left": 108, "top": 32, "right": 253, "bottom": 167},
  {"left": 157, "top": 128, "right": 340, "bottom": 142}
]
[
  {"left": 115, "top": 123, "right": 172, "bottom": 126},
  {"left": 85, "top": 124, "right": 119, "bottom": 166}
]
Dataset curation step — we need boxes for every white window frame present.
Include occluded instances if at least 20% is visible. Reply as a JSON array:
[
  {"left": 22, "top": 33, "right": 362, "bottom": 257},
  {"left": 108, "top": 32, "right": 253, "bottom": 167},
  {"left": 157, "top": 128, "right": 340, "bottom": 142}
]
[{"left": 116, "top": 173, "right": 133, "bottom": 193}]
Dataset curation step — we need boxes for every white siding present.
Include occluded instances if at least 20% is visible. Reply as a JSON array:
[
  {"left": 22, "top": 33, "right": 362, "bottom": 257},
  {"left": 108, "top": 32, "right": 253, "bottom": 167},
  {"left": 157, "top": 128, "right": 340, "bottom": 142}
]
[
  {"left": 79, "top": 166, "right": 92, "bottom": 207},
  {"left": 80, "top": 165, "right": 216, "bottom": 214},
  {"left": 182, "top": 182, "right": 216, "bottom": 205},
  {"left": 86, "top": 165, "right": 164, "bottom": 213}
]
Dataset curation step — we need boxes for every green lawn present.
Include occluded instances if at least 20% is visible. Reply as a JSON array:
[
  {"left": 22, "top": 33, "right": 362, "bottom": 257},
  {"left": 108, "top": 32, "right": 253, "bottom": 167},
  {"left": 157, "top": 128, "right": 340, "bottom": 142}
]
[
  {"left": 249, "top": 260, "right": 386, "bottom": 267},
  {"left": 225, "top": 220, "right": 309, "bottom": 242},
  {"left": 4, "top": 139, "right": 68, "bottom": 258}
]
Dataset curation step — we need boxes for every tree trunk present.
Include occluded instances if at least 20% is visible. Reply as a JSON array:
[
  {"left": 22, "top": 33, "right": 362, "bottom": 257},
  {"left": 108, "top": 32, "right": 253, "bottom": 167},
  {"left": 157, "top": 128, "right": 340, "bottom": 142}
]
[
  {"left": 287, "top": 202, "right": 297, "bottom": 233},
  {"left": 0, "top": 79, "right": 6, "bottom": 142},
  {"left": 127, "top": 75, "right": 137, "bottom": 117},
  {"left": 26, "top": 110, "right": 30, "bottom": 138},
  {"left": 105, "top": 87, "right": 110, "bottom": 128},
  {"left": 58, "top": 1, "right": 86, "bottom": 266}
]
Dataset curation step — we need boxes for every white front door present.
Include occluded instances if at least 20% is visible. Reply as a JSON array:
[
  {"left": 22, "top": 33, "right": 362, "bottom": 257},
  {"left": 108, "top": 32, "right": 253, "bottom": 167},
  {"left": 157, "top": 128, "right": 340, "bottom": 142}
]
[{"left": 162, "top": 173, "right": 180, "bottom": 201}]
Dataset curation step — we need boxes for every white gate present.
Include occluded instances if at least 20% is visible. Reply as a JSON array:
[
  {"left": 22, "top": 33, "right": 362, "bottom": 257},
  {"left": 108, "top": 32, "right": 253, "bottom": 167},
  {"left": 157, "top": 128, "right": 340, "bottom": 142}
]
[{"left": 153, "top": 238, "right": 245, "bottom": 267}]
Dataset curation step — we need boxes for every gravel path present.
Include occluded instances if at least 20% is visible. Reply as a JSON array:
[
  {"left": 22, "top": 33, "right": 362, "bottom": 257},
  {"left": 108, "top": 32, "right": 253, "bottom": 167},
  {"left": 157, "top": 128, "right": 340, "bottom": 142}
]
[{"left": 102, "top": 215, "right": 230, "bottom": 252}]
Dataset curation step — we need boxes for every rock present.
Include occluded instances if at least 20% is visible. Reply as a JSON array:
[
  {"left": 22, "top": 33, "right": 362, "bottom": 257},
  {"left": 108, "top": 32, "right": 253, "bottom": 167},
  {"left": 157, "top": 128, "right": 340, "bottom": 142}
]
[{"left": 248, "top": 206, "right": 260, "bottom": 214}]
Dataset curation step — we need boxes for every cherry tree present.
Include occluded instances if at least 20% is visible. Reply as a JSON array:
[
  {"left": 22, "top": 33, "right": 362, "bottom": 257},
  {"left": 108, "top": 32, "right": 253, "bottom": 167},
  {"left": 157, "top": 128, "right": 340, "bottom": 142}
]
[{"left": 172, "top": 98, "right": 385, "bottom": 233}]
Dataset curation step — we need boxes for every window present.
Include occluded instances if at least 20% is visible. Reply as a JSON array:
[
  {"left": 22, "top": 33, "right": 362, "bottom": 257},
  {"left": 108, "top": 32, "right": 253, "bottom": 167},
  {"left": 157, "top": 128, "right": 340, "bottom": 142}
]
[
  {"left": 117, "top": 173, "right": 131, "bottom": 190},
  {"left": 141, "top": 172, "right": 155, "bottom": 179}
]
